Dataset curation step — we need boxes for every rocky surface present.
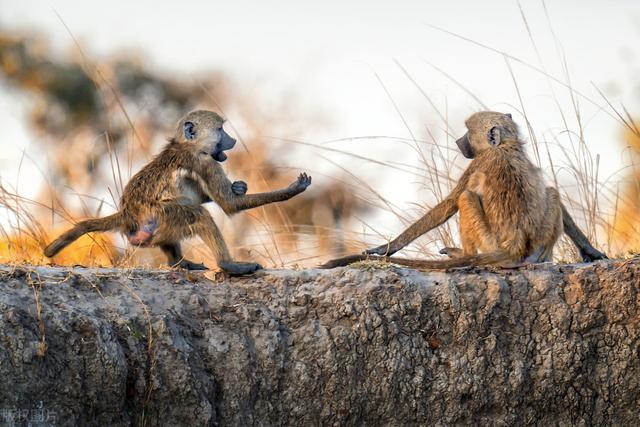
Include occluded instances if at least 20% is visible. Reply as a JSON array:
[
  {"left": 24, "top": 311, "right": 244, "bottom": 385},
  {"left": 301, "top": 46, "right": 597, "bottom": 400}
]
[{"left": 0, "top": 258, "right": 638, "bottom": 426}]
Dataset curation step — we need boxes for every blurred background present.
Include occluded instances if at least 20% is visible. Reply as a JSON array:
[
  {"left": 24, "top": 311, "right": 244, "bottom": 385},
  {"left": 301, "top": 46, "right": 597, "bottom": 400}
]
[{"left": 0, "top": 0, "right": 638, "bottom": 269}]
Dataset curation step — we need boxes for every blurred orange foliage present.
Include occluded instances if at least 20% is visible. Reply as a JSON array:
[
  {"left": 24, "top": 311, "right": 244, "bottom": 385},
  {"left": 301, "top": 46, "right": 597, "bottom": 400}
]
[
  {"left": 0, "top": 231, "right": 117, "bottom": 266},
  {"left": 612, "top": 128, "right": 640, "bottom": 253}
]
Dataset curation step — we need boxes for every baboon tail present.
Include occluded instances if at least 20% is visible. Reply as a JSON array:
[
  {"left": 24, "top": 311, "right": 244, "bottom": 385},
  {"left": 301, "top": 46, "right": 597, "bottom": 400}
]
[
  {"left": 44, "top": 213, "right": 122, "bottom": 258},
  {"left": 320, "top": 251, "right": 512, "bottom": 270},
  {"left": 386, "top": 251, "right": 512, "bottom": 269},
  {"left": 320, "top": 254, "right": 371, "bottom": 269}
]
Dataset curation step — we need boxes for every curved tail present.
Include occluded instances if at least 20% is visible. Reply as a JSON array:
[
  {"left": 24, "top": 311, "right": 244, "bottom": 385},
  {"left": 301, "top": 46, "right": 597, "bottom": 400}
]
[
  {"left": 44, "top": 213, "right": 122, "bottom": 258},
  {"left": 320, "top": 251, "right": 512, "bottom": 270}
]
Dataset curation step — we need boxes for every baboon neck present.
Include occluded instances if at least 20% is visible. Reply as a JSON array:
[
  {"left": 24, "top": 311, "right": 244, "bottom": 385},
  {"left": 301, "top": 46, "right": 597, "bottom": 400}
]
[
  {"left": 159, "top": 140, "right": 197, "bottom": 169},
  {"left": 500, "top": 139, "right": 525, "bottom": 155},
  {"left": 502, "top": 138, "right": 522, "bottom": 146}
]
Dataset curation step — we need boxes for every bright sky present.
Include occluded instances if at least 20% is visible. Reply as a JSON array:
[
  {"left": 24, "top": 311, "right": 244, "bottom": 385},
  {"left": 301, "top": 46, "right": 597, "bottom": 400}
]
[{"left": 0, "top": 0, "right": 639, "bottom": 240}]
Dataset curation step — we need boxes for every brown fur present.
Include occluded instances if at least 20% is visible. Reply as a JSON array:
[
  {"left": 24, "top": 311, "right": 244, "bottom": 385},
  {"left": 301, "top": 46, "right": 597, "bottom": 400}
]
[
  {"left": 44, "top": 110, "right": 312, "bottom": 274},
  {"left": 322, "top": 111, "right": 606, "bottom": 270}
]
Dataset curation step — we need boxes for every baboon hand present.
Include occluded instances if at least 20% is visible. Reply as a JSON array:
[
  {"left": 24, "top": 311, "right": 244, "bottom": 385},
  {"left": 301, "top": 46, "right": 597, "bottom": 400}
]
[
  {"left": 231, "top": 180, "right": 248, "bottom": 195},
  {"left": 439, "top": 247, "right": 463, "bottom": 258},
  {"left": 289, "top": 173, "right": 312, "bottom": 192},
  {"left": 579, "top": 246, "right": 608, "bottom": 262},
  {"left": 365, "top": 243, "right": 396, "bottom": 256}
]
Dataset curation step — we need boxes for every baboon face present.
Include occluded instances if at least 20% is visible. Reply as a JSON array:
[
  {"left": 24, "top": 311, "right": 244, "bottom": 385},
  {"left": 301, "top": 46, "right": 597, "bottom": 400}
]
[
  {"left": 455, "top": 111, "right": 517, "bottom": 159},
  {"left": 177, "top": 110, "right": 237, "bottom": 162}
]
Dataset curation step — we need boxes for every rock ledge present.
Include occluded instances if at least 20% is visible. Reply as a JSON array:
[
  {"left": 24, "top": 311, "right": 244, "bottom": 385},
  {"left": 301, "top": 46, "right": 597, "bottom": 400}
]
[{"left": 0, "top": 259, "right": 638, "bottom": 426}]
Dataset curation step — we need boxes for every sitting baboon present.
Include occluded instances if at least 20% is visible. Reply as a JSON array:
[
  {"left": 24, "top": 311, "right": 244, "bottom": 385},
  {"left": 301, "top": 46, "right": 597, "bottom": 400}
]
[{"left": 322, "top": 111, "right": 606, "bottom": 269}]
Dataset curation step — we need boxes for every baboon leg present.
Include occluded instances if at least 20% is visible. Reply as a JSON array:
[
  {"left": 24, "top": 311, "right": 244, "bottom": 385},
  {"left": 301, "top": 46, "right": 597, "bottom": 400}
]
[
  {"left": 152, "top": 203, "right": 262, "bottom": 275},
  {"left": 457, "top": 190, "right": 496, "bottom": 255},
  {"left": 530, "top": 188, "right": 563, "bottom": 262},
  {"left": 522, "top": 247, "right": 546, "bottom": 264},
  {"left": 159, "top": 243, "right": 207, "bottom": 270},
  {"left": 560, "top": 202, "right": 608, "bottom": 261},
  {"left": 193, "top": 213, "right": 262, "bottom": 274},
  {"left": 190, "top": 212, "right": 231, "bottom": 263}
]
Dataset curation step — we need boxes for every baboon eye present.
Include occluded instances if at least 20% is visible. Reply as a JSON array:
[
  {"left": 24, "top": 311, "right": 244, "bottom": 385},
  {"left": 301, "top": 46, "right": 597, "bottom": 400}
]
[{"left": 184, "top": 122, "right": 196, "bottom": 140}]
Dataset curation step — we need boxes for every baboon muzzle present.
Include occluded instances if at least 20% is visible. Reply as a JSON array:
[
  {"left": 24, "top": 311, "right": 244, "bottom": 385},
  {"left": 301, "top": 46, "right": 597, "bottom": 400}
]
[
  {"left": 212, "top": 131, "right": 237, "bottom": 162},
  {"left": 455, "top": 133, "right": 475, "bottom": 159}
]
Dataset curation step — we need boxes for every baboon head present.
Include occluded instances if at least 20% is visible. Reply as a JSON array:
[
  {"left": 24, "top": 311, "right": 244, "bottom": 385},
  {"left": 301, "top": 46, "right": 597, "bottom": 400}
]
[
  {"left": 175, "top": 110, "right": 237, "bottom": 162},
  {"left": 455, "top": 111, "right": 518, "bottom": 159}
]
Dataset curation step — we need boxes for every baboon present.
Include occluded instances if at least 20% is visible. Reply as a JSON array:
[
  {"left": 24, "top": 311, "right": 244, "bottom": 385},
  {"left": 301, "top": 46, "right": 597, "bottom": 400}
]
[
  {"left": 44, "top": 110, "right": 312, "bottom": 274},
  {"left": 322, "top": 111, "right": 606, "bottom": 269}
]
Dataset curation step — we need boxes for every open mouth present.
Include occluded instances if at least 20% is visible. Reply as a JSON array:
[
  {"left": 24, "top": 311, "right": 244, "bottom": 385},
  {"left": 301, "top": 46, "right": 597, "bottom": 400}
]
[{"left": 212, "top": 151, "right": 228, "bottom": 162}]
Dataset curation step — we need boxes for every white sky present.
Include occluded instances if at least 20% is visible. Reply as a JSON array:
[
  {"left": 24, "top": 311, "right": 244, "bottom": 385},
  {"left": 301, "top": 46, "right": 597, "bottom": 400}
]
[{"left": 0, "top": 0, "right": 639, "bottom": 241}]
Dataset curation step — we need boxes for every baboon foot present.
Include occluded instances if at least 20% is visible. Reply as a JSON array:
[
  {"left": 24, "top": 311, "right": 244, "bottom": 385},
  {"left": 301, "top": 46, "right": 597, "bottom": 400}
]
[
  {"left": 579, "top": 246, "right": 608, "bottom": 262},
  {"left": 173, "top": 259, "right": 208, "bottom": 270},
  {"left": 439, "top": 247, "right": 464, "bottom": 258},
  {"left": 365, "top": 243, "right": 396, "bottom": 256},
  {"left": 219, "top": 261, "right": 263, "bottom": 275}
]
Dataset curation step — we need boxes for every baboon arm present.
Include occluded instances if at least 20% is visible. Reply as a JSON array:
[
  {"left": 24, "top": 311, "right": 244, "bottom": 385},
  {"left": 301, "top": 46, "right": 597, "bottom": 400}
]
[
  {"left": 201, "top": 168, "right": 309, "bottom": 215},
  {"left": 372, "top": 198, "right": 459, "bottom": 255},
  {"left": 367, "top": 167, "right": 473, "bottom": 256},
  {"left": 560, "top": 203, "right": 608, "bottom": 261},
  {"left": 218, "top": 188, "right": 305, "bottom": 214}
]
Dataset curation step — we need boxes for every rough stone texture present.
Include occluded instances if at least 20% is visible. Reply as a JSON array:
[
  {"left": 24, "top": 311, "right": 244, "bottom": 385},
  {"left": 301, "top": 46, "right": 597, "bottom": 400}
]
[{"left": 0, "top": 259, "right": 638, "bottom": 426}]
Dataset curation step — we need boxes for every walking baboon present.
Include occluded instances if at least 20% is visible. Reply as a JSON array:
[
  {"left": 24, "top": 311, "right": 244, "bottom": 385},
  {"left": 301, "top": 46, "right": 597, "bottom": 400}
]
[
  {"left": 322, "top": 111, "right": 606, "bottom": 269},
  {"left": 44, "top": 110, "right": 312, "bottom": 274}
]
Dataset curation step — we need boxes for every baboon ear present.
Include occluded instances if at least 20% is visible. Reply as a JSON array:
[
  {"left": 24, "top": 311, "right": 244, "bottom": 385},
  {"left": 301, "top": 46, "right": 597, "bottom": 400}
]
[
  {"left": 488, "top": 126, "right": 501, "bottom": 146},
  {"left": 505, "top": 113, "right": 512, "bottom": 119},
  {"left": 184, "top": 121, "right": 196, "bottom": 140}
]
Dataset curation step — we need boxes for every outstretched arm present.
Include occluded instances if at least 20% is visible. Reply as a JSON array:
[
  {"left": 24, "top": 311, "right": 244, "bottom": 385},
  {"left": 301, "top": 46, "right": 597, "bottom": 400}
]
[
  {"left": 200, "top": 162, "right": 311, "bottom": 214},
  {"left": 227, "top": 173, "right": 311, "bottom": 213},
  {"left": 560, "top": 203, "right": 607, "bottom": 261},
  {"left": 366, "top": 166, "right": 474, "bottom": 256},
  {"left": 366, "top": 198, "right": 459, "bottom": 255}
]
